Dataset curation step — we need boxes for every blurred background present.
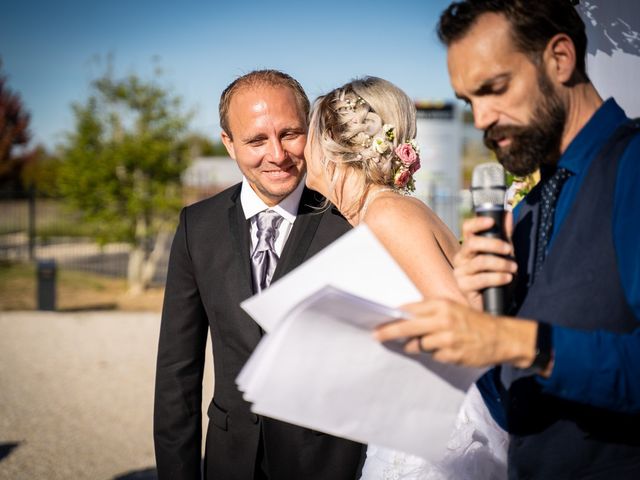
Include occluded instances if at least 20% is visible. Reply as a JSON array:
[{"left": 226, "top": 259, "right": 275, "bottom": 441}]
[{"left": 1, "top": 0, "right": 638, "bottom": 478}]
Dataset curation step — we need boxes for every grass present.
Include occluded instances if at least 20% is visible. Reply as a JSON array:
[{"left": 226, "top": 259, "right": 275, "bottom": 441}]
[{"left": 0, "top": 261, "right": 164, "bottom": 312}]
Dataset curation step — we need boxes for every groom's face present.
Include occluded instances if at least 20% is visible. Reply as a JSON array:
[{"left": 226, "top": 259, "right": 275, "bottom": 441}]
[{"left": 221, "top": 85, "right": 307, "bottom": 206}]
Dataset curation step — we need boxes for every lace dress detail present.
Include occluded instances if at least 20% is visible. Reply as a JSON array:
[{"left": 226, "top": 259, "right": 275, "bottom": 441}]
[{"left": 360, "top": 384, "right": 508, "bottom": 480}]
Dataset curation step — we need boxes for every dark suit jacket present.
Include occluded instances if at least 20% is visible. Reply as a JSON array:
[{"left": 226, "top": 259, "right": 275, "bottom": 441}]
[{"left": 154, "top": 184, "right": 364, "bottom": 480}]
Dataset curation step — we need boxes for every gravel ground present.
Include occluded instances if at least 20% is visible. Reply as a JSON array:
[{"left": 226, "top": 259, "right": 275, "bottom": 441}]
[{"left": 0, "top": 311, "right": 213, "bottom": 480}]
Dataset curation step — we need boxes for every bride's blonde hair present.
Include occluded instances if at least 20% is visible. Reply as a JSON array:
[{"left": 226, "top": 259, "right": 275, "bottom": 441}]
[{"left": 308, "top": 77, "right": 417, "bottom": 217}]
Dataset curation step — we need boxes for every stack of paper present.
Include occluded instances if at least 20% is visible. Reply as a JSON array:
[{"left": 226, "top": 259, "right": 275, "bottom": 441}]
[{"left": 237, "top": 225, "right": 482, "bottom": 460}]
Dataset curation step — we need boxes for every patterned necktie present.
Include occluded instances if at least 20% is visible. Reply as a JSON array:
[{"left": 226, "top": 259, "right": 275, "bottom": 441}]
[
  {"left": 251, "top": 210, "right": 284, "bottom": 293},
  {"left": 533, "top": 167, "right": 572, "bottom": 280}
]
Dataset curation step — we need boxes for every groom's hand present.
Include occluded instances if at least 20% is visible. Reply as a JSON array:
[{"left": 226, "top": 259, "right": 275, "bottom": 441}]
[{"left": 453, "top": 214, "right": 516, "bottom": 311}]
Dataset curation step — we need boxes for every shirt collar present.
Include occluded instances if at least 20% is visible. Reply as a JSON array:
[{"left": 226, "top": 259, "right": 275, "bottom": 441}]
[
  {"left": 558, "top": 98, "right": 629, "bottom": 175},
  {"left": 240, "top": 176, "right": 305, "bottom": 224}
]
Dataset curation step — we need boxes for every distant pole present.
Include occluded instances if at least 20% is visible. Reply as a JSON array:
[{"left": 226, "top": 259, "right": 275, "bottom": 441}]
[{"left": 28, "top": 186, "right": 36, "bottom": 261}]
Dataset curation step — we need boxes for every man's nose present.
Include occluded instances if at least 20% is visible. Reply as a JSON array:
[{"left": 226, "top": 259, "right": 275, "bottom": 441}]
[
  {"left": 268, "top": 139, "right": 287, "bottom": 164},
  {"left": 472, "top": 100, "right": 499, "bottom": 131}
]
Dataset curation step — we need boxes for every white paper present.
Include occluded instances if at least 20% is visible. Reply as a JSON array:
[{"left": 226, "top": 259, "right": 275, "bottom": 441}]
[
  {"left": 238, "top": 225, "right": 483, "bottom": 460},
  {"left": 241, "top": 225, "right": 422, "bottom": 332}
]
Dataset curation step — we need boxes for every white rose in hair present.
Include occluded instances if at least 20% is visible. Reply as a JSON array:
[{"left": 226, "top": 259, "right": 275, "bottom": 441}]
[{"left": 372, "top": 137, "right": 389, "bottom": 154}]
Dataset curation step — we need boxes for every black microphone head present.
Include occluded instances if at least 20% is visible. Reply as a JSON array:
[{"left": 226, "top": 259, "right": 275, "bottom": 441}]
[{"left": 471, "top": 162, "right": 506, "bottom": 210}]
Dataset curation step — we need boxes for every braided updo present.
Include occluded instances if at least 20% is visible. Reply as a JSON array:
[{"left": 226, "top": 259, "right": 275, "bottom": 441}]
[{"left": 308, "top": 77, "right": 417, "bottom": 214}]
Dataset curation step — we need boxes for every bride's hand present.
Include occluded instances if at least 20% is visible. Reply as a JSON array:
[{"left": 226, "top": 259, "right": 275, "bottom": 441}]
[{"left": 453, "top": 214, "right": 516, "bottom": 310}]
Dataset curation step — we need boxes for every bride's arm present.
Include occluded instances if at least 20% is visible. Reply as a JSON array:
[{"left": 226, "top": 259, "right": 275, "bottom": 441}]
[{"left": 363, "top": 196, "right": 466, "bottom": 304}]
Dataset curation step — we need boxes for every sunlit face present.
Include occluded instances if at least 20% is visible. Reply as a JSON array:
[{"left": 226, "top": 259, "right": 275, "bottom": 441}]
[
  {"left": 221, "top": 86, "right": 307, "bottom": 206},
  {"left": 304, "top": 129, "right": 329, "bottom": 195},
  {"left": 448, "top": 13, "right": 566, "bottom": 175}
]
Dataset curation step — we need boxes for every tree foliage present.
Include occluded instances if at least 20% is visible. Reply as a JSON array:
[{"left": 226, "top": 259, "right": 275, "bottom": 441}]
[
  {"left": 0, "top": 59, "right": 33, "bottom": 191},
  {"left": 58, "top": 66, "right": 193, "bottom": 291},
  {"left": 185, "top": 132, "right": 229, "bottom": 157},
  {"left": 58, "top": 67, "right": 192, "bottom": 246},
  {"left": 21, "top": 145, "right": 61, "bottom": 196}
]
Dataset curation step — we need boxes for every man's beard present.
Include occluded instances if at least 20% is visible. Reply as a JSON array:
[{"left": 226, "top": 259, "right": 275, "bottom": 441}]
[{"left": 483, "top": 71, "right": 566, "bottom": 176}]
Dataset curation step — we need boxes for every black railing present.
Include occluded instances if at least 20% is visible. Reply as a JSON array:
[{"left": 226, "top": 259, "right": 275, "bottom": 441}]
[
  {"left": 0, "top": 192, "right": 131, "bottom": 279},
  {"left": 1, "top": 190, "right": 468, "bottom": 283}
]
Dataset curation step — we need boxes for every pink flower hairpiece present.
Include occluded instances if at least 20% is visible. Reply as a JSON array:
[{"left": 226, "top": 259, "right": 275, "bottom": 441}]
[
  {"left": 361, "top": 121, "right": 422, "bottom": 194},
  {"left": 392, "top": 139, "right": 421, "bottom": 192}
]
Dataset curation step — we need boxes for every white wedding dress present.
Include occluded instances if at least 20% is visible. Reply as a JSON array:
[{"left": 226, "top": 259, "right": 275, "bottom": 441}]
[{"left": 359, "top": 384, "right": 508, "bottom": 480}]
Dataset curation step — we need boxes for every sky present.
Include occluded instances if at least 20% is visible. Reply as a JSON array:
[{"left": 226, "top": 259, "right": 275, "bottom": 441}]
[{"left": 1, "top": 0, "right": 457, "bottom": 150}]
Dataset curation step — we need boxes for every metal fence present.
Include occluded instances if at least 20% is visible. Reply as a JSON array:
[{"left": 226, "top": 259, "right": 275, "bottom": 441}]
[
  {"left": 0, "top": 192, "right": 133, "bottom": 279},
  {"left": 1, "top": 190, "right": 467, "bottom": 285}
]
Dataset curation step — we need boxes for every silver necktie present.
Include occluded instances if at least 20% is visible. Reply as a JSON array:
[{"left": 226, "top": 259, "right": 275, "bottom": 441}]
[{"left": 251, "top": 210, "right": 283, "bottom": 293}]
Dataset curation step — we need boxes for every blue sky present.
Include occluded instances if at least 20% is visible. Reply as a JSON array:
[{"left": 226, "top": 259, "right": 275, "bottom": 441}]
[{"left": 0, "top": 0, "right": 457, "bottom": 150}]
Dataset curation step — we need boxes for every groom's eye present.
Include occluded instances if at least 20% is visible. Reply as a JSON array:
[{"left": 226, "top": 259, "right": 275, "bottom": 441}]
[
  {"left": 281, "top": 129, "right": 304, "bottom": 140},
  {"left": 245, "top": 136, "right": 267, "bottom": 146}
]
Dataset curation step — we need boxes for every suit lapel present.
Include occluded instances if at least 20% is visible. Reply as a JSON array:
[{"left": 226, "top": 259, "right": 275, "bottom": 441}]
[
  {"left": 271, "top": 187, "right": 324, "bottom": 283},
  {"left": 511, "top": 185, "right": 542, "bottom": 309},
  {"left": 228, "top": 189, "right": 255, "bottom": 300}
]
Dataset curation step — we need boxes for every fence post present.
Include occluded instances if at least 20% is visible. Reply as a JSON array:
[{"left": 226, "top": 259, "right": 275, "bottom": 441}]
[
  {"left": 37, "top": 259, "right": 57, "bottom": 311},
  {"left": 28, "top": 186, "right": 36, "bottom": 261}
]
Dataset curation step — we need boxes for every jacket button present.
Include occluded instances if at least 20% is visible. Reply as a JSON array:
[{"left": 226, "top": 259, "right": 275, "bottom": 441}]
[{"left": 250, "top": 413, "right": 259, "bottom": 424}]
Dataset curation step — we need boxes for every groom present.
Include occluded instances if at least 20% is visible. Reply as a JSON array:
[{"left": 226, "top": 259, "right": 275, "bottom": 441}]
[{"left": 154, "top": 70, "right": 364, "bottom": 479}]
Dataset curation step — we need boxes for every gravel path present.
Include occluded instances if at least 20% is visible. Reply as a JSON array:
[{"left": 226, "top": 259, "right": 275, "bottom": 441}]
[{"left": 0, "top": 311, "right": 213, "bottom": 480}]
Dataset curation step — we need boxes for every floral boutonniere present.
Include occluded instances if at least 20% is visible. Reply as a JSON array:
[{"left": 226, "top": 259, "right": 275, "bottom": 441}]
[{"left": 505, "top": 170, "right": 540, "bottom": 210}]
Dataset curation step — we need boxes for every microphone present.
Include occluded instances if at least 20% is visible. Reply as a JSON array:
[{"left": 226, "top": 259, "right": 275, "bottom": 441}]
[{"left": 470, "top": 162, "right": 508, "bottom": 315}]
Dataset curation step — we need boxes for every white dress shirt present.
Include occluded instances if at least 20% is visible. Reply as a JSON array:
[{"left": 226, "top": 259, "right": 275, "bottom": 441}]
[{"left": 240, "top": 177, "right": 305, "bottom": 256}]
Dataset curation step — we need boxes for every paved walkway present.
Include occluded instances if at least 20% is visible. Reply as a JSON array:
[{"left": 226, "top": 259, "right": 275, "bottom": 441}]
[{"left": 0, "top": 311, "right": 213, "bottom": 480}]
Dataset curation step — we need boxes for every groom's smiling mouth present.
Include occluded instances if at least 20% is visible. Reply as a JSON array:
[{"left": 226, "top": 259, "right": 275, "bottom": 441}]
[{"left": 262, "top": 165, "right": 296, "bottom": 179}]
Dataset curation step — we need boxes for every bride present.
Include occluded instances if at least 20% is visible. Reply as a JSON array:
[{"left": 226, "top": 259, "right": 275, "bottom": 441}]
[{"left": 304, "top": 76, "right": 507, "bottom": 479}]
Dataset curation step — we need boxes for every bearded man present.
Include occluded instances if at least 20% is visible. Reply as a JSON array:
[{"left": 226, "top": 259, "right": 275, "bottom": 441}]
[{"left": 374, "top": 1, "right": 640, "bottom": 478}]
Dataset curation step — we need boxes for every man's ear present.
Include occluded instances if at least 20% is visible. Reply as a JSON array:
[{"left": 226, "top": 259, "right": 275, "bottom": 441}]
[
  {"left": 544, "top": 33, "right": 577, "bottom": 85},
  {"left": 221, "top": 130, "right": 236, "bottom": 159}
]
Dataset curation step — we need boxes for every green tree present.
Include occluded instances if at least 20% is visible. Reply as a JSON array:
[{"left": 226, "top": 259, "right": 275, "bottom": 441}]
[
  {"left": 185, "top": 132, "right": 229, "bottom": 157},
  {"left": 21, "top": 145, "right": 61, "bottom": 196},
  {"left": 58, "top": 67, "right": 192, "bottom": 292}
]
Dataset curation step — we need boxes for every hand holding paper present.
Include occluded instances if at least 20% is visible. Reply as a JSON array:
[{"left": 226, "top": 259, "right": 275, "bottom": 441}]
[{"left": 237, "top": 225, "right": 484, "bottom": 460}]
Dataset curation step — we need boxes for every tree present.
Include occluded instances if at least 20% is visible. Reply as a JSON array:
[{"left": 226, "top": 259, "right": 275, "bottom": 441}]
[
  {"left": 58, "top": 66, "right": 192, "bottom": 293},
  {"left": 0, "top": 59, "right": 33, "bottom": 192},
  {"left": 185, "top": 132, "right": 230, "bottom": 157},
  {"left": 21, "top": 145, "right": 62, "bottom": 197}
]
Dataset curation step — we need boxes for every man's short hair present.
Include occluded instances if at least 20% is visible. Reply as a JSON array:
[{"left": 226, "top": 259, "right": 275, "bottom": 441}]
[
  {"left": 218, "top": 69, "right": 310, "bottom": 139},
  {"left": 437, "top": 0, "right": 588, "bottom": 80}
]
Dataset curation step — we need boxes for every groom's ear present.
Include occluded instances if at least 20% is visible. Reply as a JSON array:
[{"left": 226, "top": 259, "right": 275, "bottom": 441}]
[{"left": 221, "top": 130, "right": 236, "bottom": 160}]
